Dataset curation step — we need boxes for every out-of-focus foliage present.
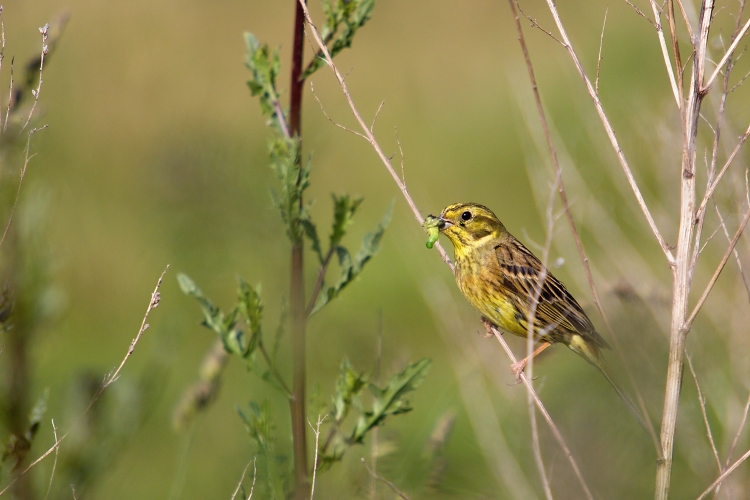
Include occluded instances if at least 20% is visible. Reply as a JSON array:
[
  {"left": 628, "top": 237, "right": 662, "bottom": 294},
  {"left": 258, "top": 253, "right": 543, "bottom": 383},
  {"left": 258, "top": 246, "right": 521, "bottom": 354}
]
[
  {"left": 318, "top": 357, "right": 431, "bottom": 470},
  {"left": 2, "top": 0, "right": 750, "bottom": 498}
]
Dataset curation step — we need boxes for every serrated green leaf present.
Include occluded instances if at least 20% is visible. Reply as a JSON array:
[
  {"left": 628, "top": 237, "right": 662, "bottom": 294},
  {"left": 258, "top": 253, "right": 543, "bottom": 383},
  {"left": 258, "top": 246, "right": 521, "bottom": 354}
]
[
  {"left": 237, "top": 278, "right": 263, "bottom": 357},
  {"left": 351, "top": 358, "right": 431, "bottom": 443},
  {"left": 301, "top": 218, "right": 324, "bottom": 265},
  {"left": 177, "top": 273, "right": 200, "bottom": 295},
  {"left": 309, "top": 201, "right": 392, "bottom": 315},
  {"left": 309, "top": 246, "right": 351, "bottom": 315},
  {"left": 332, "top": 358, "right": 367, "bottom": 421},
  {"left": 245, "top": 31, "right": 284, "bottom": 129},
  {"left": 269, "top": 137, "right": 310, "bottom": 244},
  {"left": 330, "top": 194, "right": 363, "bottom": 249},
  {"left": 178, "top": 273, "right": 246, "bottom": 356}
]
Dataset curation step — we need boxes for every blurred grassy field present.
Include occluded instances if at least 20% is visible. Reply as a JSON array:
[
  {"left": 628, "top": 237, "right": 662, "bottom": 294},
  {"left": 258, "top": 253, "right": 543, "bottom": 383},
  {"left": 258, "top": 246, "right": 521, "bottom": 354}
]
[{"left": 2, "top": 0, "right": 750, "bottom": 498}]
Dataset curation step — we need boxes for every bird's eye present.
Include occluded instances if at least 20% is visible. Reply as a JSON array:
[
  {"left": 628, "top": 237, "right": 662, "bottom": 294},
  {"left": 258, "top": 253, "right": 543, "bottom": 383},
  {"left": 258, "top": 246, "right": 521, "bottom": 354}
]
[{"left": 461, "top": 211, "right": 472, "bottom": 221}]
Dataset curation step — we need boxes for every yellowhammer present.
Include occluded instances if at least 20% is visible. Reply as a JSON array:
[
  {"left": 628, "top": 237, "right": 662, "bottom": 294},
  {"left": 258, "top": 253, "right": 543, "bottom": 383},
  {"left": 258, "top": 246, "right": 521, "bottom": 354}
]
[{"left": 428, "top": 202, "right": 647, "bottom": 428}]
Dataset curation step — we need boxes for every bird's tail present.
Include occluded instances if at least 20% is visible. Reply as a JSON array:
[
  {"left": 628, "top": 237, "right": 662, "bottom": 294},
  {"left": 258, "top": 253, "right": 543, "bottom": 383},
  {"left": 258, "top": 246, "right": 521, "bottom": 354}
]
[{"left": 569, "top": 335, "right": 650, "bottom": 432}]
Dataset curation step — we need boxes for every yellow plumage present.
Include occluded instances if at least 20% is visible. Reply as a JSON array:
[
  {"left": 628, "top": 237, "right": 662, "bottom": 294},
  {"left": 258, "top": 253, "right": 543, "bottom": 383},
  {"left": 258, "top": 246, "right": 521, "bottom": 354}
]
[{"left": 433, "top": 202, "right": 648, "bottom": 430}]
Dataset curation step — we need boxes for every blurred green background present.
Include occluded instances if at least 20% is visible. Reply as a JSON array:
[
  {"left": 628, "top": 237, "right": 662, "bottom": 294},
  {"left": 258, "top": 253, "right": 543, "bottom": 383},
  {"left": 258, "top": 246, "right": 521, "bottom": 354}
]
[{"left": 2, "top": 0, "right": 750, "bottom": 498}]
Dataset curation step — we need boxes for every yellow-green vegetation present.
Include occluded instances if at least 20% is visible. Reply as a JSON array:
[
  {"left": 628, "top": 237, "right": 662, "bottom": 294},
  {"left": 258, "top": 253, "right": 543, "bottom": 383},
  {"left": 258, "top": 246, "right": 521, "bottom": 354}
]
[{"left": 3, "top": 0, "right": 748, "bottom": 499}]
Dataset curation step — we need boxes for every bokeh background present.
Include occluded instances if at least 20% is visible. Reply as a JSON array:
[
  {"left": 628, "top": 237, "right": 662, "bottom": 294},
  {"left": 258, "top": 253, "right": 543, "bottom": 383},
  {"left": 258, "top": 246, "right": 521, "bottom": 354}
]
[{"left": 2, "top": 0, "right": 750, "bottom": 498}]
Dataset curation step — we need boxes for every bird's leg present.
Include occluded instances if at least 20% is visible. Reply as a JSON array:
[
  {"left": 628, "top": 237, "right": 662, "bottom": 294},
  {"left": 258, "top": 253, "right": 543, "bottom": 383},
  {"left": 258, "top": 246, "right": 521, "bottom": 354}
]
[
  {"left": 511, "top": 342, "right": 551, "bottom": 380},
  {"left": 481, "top": 317, "right": 496, "bottom": 337}
]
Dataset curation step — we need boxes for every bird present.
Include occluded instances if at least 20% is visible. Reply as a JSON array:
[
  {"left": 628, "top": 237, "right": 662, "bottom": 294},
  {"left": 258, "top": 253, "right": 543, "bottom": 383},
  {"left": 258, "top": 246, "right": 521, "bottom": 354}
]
[{"left": 432, "top": 202, "right": 647, "bottom": 429}]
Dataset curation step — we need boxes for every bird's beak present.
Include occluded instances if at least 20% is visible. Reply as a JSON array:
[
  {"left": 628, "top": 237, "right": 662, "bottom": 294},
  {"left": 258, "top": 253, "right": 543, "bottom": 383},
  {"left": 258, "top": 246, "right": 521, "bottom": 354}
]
[{"left": 438, "top": 216, "right": 452, "bottom": 232}]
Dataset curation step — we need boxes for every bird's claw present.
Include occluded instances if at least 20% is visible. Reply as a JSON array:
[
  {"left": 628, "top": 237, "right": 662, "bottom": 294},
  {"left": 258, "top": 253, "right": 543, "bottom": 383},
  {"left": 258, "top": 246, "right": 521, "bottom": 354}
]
[{"left": 510, "top": 359, "right": 527, "bottom": 381}]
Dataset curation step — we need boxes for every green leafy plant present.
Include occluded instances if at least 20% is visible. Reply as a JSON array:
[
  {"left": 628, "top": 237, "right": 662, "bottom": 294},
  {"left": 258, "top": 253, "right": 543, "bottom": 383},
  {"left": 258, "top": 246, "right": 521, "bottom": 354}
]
[
  {"left": 317, "top": 358, "right": 431, "bottom": 471},
  {"left": 176, "top": 1, "right": 430, "bottom": 497}
]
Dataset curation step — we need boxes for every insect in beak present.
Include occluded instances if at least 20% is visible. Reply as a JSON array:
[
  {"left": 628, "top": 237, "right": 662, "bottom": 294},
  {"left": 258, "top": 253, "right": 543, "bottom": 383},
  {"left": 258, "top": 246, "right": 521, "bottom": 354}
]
[{"left": 438, "top": 217, "right": 452, "bottom": 231}]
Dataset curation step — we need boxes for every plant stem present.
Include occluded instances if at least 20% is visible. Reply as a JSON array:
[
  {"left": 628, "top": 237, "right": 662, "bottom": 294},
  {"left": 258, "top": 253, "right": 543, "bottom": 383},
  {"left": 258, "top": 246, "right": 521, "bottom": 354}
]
[
  {"left": 257, "top": 341, "right": 292, "bottom": 397},
  {"left": 289, "top": 0, "right": 305, "bottom": 138},
  {"left": 289, "top": 1, "right": 308, "bottom": 498},
  {"left": 307, "top": 247, "right": 335, "bottom": 315},
  {"left": 655, "top": 2, "right": 712, "bottom": 498},
  {"left": 290, "top": 245, "right": 308, "bottom": 499}
]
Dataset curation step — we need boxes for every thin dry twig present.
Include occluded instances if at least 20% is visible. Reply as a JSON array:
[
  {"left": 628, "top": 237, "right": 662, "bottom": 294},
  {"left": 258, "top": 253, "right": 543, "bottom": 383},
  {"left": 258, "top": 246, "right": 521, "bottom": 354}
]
[
  {"left": 230, "top": 458, "right": 256, "bottom": 500},
  {"left": 0, "top": 125, "right": 48, "bottom": 249},
  {"left": 370, "top": 99, "right": 385, "bottom": 133},
  {"left": 483, "top": 321, "right": 595, "bottom": 500},
  {"left": 624, "top": 0, "right": 657, "bottom": 26},
  {"left": 695, "top": 121, "right": 750, "bottom": 225},
  {"left": 508, "top": 0, "right": 658, "bottom": 448},
  {"left": 3, "top": 56, "right": 12, "bottom": 134},
  {"left": 695, "top": 447, "right": 750, "bottom": 499},
  {"left": 361, "top": 458, "right": 411, "bottom": 500},
  {"left": 686, "top": 354, "right": 722, "bottom": 472},
  {"left": 692, "top": 0, "right": 747, "bottom": 281},
  {"left": 595, "top": 9, "right": 608, "bottom": 96},
  {"left": 21, "top": 24, "right": 49, "bottom": 131},
  {"left": 100, "top": 266, "right": 168, "bottom": 391},
  {"left": 666, "top": 0, "right": 684, "bottom": 99},
  {"left": 42, "top": 420, "right": 59, "bottom": 500},
  {"left": 726, "top": 394, "right": 750, "bottom": 469},
  {"left": 514, "top": 0, "right": 563, "bottom": 45},
  {"left": 647, "top": 0, "right": 682, "bottom": 105},
  {"left": 674, "top": 0, "right": 695, "bottom": 39},
  {"left": 395, "top": 126, "right": 406, "bottom": 184},
  {"left": 713, "top": 202, "right": 750, "bottom": 300},
  {"left": 685, "top": 205, "right": 750, "bottom": 329},
  {"left": 520, "top": 166, "right": 560, "bottom": 500},
  {"left": 704, "top": 16, "right": 750, "bottom": 91},
  {"left": 310, "top": 81, "right": 366, "bottom": 140},
  {"left": 309, "top": 415, "right": 325, "bottom": 499},
  {"left": 297, "top": 0, "right": 454, "bottom": 270},
  {"left": 542, "top": 0, "right": 675, "bottom": 264},
  {"left": 729, "top": 67, "right": 750, "bottom": 93},
  {"left": 696, "top": 218, "right": 725, "bottom": 257},
  {"left": 0, "top": 267, "right": 169, "bottom": 497},
  {"left": 712, "top": 394, "right": 750, "bottom": 499}
]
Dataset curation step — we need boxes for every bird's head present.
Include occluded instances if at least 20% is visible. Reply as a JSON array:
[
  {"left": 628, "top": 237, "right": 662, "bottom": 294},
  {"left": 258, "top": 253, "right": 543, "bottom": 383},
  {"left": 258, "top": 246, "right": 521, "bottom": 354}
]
[{"left": 438, "top": 203, "right": 508, "bottom": 252}]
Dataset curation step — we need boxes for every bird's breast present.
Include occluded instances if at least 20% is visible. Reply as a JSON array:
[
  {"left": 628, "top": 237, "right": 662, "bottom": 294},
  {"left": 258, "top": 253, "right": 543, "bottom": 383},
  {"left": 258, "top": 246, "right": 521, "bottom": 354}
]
[{"left": 455, "top": 251, "right": 526, "bottom": 336}]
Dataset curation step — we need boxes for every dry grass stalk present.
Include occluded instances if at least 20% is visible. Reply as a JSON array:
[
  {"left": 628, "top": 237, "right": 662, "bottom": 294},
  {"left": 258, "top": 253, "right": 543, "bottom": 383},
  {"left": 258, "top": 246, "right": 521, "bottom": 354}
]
[
  {"left": 529, "top": 0, "right": 750, "bottom": 496},
  {"left": 0, "top": 267, "right": 169, "bottom": 497}
]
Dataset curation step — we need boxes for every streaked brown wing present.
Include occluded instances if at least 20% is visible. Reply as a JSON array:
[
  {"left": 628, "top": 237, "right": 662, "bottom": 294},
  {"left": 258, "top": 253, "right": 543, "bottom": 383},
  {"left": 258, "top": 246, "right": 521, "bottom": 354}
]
[{"left": 494, "top": 238, "right": 608, "bottom": 348}]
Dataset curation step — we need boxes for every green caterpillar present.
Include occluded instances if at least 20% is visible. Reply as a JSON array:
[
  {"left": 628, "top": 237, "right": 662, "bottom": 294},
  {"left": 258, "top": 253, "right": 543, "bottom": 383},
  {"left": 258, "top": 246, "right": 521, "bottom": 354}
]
[{"left": 422, "top": 215, "right": 440, "bottom": 249}]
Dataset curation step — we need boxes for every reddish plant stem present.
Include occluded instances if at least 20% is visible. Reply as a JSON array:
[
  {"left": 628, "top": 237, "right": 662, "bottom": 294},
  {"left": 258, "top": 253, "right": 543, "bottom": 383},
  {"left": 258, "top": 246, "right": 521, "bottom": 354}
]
[
  {"left": 289, "top": 1, "right": 309, "bottom": 498},
  {"left": 289, "top": 0, "right": 305, "bottom": 137}
]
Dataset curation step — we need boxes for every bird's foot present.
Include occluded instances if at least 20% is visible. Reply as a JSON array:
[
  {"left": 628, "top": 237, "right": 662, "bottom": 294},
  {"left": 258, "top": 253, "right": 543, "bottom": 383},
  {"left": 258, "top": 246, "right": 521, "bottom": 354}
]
[
  {"left": 481, "top": 317, "right": 495, "bottom": 337},
  {"left": 510, "top": 359, "right": 528, "bottom": 381}
]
